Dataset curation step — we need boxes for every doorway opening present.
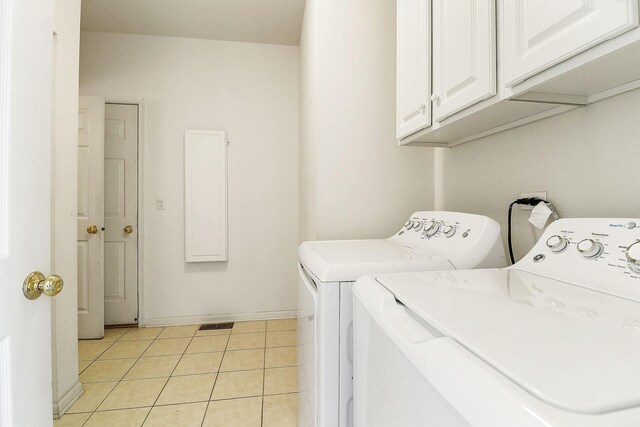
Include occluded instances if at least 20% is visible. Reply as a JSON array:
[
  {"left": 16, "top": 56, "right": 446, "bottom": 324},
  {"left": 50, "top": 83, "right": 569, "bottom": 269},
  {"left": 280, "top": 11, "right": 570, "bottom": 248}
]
[{"left": 78, "top": 99, "right": 141, "bottom": 338}]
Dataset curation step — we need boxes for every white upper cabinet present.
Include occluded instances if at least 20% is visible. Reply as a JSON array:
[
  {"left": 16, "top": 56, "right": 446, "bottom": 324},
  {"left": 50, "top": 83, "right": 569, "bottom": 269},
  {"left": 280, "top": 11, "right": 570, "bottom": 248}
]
[
  {"left": 432, "top": 0, "right": 496, "bottom": 121},
  {"left": 397, "top": 0, "right": 431, "bottom": 139},
  {"left": 502, "top": 0, "right": 639, "bottom": 87}
]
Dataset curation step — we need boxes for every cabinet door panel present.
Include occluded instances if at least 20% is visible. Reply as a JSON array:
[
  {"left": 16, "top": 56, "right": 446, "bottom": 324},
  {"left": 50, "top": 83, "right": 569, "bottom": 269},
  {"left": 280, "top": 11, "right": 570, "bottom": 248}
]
[
  {"left": 432, "top": 0, "right": 496, "bottom": 122},
  {"left": 503, "top": 0, "right": 638, "bottom": 87},
  {"left": 397, "top": 0, "right": 430, "bottom": 139}
]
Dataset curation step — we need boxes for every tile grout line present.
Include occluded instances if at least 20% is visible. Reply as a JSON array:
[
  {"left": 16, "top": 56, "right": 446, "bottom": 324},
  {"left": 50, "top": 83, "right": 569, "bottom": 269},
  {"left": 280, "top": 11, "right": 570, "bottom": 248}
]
[
  {"left": 261, "top": 324, "right": 268, "bottom": 427},
  {"left": 200, "top": 325, "right": 234, "bottom": 427}
]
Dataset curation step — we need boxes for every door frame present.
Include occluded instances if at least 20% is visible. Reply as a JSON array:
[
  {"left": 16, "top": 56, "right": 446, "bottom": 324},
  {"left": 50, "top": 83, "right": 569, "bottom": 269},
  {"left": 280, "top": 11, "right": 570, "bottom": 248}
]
[{"left": 104, "top": 97, "right": 147, "bottom": 326}]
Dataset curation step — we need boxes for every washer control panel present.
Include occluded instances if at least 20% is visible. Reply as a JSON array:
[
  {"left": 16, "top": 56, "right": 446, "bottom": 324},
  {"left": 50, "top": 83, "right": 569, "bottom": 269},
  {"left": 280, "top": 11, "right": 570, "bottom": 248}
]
[{"left": 516, "top": 219, "right": 640, "bottom": 301}]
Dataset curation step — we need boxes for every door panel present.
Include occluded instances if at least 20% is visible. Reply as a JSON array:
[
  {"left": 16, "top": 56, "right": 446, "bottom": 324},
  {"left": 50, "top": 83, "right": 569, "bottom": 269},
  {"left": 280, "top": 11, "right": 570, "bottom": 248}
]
[
  {"left": 432, "top": 0, "right": 496, "bottom": 121},
  {"left": 503, "top": 0, "right": 639, "bottom": 86},
  {"left": 77, "top": 96, "right": 105, "bottom": 339},
  {"left": 104, "top": 103, "right": 138, "bottom": 325},
  {"left": 0, "top": 0, "right": 55, "bottom": 424},
  {"left": 396, "top": 0, "right": 431, "bottom": 139}
]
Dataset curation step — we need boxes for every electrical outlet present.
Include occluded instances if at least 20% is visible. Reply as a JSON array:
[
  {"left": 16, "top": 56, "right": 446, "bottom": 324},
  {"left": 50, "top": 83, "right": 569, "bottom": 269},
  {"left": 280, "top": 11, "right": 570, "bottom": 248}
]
[{"left": 520, "top": 192, "right": 547, "bottom": 211}]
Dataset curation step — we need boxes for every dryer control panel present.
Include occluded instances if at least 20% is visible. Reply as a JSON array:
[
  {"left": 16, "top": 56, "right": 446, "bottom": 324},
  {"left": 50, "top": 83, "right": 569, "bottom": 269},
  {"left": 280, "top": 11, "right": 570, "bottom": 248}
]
[
  {"left": 389, "top": 211, "right": 507, "bottom": 269},
  {"left": 516, "top": 218, "right": 640, "bottom": 302}
]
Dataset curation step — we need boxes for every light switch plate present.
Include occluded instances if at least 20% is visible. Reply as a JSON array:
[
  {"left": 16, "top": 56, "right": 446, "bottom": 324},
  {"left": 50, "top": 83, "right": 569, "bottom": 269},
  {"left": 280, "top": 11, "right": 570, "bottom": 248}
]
[
  {"left": 157, "top": 197, "right": 166, "bottom": 210},
  {"left": 520, "top": 192, "right": 547, "bottom": 211}
]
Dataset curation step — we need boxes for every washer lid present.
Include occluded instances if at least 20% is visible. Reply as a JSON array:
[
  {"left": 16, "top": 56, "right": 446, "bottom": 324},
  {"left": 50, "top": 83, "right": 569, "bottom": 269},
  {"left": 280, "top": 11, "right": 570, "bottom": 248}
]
[
  {"left": 376, "top": 269, "right": 640, "bottom": 415},
  {"left": 298, "top": 239, "right": 452, "bottom": 283}
]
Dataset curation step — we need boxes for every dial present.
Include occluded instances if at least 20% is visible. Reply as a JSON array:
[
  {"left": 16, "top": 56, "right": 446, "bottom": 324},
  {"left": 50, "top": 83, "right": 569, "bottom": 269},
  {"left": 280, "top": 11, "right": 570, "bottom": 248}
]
[
  {"left": 443, "top": 225, "right": 456, "bottom": 238},
  {"left": 577, "top": 239, "right": 603, "bottom": 259},
  {"left": 404, "top": 220, "right": 412, "bottom": 229},
  {"left": 413, "top": 221, "right": 424, "bottom": 232},
  {"left": 626, "top": 241, "right": 640, "bottom": 273},
  {"left": 545, "top": 235, "right": 568, "bottom": 253},
  {"left": 424, "top": 220, "right": 440, "bottom": 237}
]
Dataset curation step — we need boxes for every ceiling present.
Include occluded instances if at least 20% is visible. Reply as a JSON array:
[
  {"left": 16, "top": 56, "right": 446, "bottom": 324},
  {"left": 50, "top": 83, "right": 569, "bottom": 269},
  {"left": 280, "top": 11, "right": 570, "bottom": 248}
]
[{"left": 80, "top": 0, "right": 306, "bottom": 46}]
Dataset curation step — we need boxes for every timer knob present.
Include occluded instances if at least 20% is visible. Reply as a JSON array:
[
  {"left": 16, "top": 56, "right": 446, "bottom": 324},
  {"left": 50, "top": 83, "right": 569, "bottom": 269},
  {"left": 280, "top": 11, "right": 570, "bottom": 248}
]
[
  {"left": 404, "top": 220, "right": 412, "bottom": 229},
  {"left": 424, "top": 220, "right": 440, "bottom": 237},
  {"left": 545, "top": 235, "right": 568, "bottom": 253},
  {"left": 626, "top": 241, "right": 640, "bottom": 273},
  {"left": 577, "top": 239, "right": 603, "bottom": 259},
  {"left": 413, "top": 221, "right": 424, "bottom": 231},
  {"left": 443, "top": 225, "right": 456, "bottom": 238}
]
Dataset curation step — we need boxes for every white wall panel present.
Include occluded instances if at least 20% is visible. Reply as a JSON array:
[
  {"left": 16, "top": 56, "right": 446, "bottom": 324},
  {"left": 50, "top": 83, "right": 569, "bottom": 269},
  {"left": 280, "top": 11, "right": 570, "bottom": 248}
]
[{"left": 185, "top": 130, "right": 227, "bottom": 262}]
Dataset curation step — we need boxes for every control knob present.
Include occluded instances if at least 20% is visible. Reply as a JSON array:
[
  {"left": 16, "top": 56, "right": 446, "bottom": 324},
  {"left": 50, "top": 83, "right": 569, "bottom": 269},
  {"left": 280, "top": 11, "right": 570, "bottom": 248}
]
[
  {"left": 404, "top": 220, "right": 412, "bottom": 229},
  {"left": 577, "top": 239, "right": 603, "bottom": 259},
  {"left": 626, "top": 241, "right": 640, "bottom": 273},
  {"left": 413, "top": 221, "right": 424, "bottom": 231},
  {"left": 545, "top": 235, "right": 568, "bottom": 253},
  {"left": 424, "top": 220, "right": 440, "bottom": 237},
  {"left": 442, "top": 225, "right": 456, "bottom": 238}
]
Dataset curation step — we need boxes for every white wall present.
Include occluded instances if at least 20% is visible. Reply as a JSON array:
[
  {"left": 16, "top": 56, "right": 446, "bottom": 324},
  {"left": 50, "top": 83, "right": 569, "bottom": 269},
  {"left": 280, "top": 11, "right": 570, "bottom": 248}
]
[
  {"left": 299, "top": 0, "right": 434, "bottom": 242},
  {"left": 439, "top": 89, "right": 640, "bottom": 261},
  {"left": 51, "top": 0, "right": 81, "bottom": 417},
  {"left": 80, "top": 32, "right": 300, "bottom": 325}
]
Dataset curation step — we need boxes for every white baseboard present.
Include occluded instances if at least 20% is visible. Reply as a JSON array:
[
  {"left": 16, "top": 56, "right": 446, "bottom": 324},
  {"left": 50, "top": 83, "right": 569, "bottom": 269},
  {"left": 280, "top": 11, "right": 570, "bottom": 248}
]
[
  {"left": 141, "top": 310, "right": 297, "bottom": 327},
  {"left": 52, "top": 381, "right": 83, "bottom": 419}
]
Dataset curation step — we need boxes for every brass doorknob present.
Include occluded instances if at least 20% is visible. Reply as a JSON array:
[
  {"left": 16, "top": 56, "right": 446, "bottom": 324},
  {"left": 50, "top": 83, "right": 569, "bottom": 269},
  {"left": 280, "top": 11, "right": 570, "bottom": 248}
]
[
  {"left": 124, "top": 225, "right": 134, "bottom": 234},
  {"left": 23, "top": 272, "right": 64, "bottom": 300},
  {"left": 87, "top": 225, "right": 98, "bottom": 234}
]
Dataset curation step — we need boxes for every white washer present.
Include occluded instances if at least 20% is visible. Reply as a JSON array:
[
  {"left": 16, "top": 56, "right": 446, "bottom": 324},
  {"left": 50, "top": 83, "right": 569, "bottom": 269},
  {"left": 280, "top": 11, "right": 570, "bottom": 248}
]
[
  {"left": 353, "top": 218, "right": 640, "bottom": 426},
  {"left": 297, "top": 211, "right": 507, "bottom": 427}
]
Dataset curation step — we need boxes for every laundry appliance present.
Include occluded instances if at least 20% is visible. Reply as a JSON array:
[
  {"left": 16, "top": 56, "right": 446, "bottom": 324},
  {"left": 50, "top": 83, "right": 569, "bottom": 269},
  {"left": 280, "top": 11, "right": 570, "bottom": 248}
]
[
  {"left": 353, "top": 218, "right": 640, "bottom": 426},
  {"left": 297, "top": 211, "right": 507, "bottom": 427}
]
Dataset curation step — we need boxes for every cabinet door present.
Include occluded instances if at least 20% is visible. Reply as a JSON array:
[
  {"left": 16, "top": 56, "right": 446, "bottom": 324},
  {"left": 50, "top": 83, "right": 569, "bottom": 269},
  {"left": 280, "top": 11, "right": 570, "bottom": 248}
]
[
  {"left": 503, "top": 0, "right": 638, "bottom": 87},
  {"left": 432, "top": 0, "right": 496, "bottom": 122},
  {"left": 397, "top": 0, "right": 430, "bottom": 139}
]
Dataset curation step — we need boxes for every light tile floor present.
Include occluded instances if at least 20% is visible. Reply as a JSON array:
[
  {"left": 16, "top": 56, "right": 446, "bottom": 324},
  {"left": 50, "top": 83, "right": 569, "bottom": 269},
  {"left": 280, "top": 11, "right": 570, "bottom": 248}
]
[{"left": 55, "top": 319, "right": 298, "bottom": 427}]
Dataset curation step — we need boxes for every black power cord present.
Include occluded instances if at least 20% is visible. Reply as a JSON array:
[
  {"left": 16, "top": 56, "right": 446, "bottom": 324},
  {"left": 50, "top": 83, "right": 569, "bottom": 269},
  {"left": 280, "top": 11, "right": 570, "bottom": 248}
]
[{"left": 507, "top": 197, "right": 548, "bottom": 265}]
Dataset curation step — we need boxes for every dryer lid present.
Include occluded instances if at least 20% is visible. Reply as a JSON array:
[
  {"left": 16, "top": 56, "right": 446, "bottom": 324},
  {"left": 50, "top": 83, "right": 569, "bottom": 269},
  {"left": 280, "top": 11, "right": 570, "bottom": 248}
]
[
  {"left": 298, "top": 239, "right": 452, "bottom": 283},
  {"left": 376, "top": 268, "right": 640, "bottom": 415}
]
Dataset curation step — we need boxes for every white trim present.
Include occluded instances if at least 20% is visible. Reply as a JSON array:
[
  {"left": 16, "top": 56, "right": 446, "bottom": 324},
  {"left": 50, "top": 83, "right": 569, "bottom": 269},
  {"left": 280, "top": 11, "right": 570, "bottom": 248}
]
[
  {"left": 447, "top": 105, "right": 578, "bottom": 148},
  {"left": 588, "top": 77, "right": 640, "bottom": 104},
  {"left": 51, "top": 382, "right": 82, "bottom": 419},
  {"left": 0, "top": 0, "right": 11, "bottom": 258},
  {"left": 141, "top": 310, "right": 298, "bottom": 327},
  {"left": 104, "top": 97, "right": 146, "bottom": 325}
]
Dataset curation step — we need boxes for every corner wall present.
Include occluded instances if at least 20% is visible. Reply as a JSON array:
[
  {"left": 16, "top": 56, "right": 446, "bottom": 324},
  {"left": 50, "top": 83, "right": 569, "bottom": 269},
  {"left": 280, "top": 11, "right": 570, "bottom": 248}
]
[
  {"left": 79, "top": 32, "right": 300, "bottom": 325},
  {"left": 299, "top": 0, "right": 435, "bottom": 242},
  {"left": 439, "top": 89, "right": 640, "bottom": 261},
  {"left": 51, "top": 0, "right": 81, "bottom": 417}
]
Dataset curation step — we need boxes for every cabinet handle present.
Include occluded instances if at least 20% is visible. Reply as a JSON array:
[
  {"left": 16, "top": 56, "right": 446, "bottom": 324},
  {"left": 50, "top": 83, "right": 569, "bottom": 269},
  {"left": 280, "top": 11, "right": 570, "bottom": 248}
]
[
  {"left": 419, "top": 103, "right": 426, "bottom": 113},
  {"left": 430, "top": 94, "right": 440, "bottom": 103}
]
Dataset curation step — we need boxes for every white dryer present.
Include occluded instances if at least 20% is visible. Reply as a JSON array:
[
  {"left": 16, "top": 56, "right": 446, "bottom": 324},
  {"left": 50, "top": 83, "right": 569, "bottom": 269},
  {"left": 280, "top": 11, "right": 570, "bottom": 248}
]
[
  {"left": 353, "top": 218, "right": 640, "bottom": 426},
  {"left": 297, "top": 211, "right": 507, "bottom": 427}
]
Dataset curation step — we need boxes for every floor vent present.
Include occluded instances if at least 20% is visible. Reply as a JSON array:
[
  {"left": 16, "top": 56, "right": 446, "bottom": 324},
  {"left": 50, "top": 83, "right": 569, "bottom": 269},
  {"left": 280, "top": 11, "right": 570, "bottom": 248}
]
[{"left": 199, "top": 322, "right": 234, "bottom": 331}]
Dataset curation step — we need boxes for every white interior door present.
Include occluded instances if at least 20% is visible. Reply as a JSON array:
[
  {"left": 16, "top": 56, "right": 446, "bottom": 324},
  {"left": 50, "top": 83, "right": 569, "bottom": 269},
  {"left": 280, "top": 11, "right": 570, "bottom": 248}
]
[
  {"left": 0, "top": 0, "right": 56, "bottom": 425},
  {"left": 396, "top": 0, "right": 431, "bottom": 139},
  {"left": 104, "top": 103, "right": 138, "bottom": 325},
  {"left": 77, "top": 96, "right": 105, "bottom": 339},
  {"left": 502, "top": 0, "right": 639, "bottom": 86},
  {"left": 432, "top": 0, "right": 496, "bottom": 121}
]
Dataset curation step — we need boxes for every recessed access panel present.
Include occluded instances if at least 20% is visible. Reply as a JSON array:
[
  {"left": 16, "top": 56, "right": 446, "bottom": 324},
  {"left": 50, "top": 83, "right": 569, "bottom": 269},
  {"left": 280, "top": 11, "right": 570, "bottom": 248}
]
[{"left": 184, "top": 130, "right": 228, "bottom": 262}]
